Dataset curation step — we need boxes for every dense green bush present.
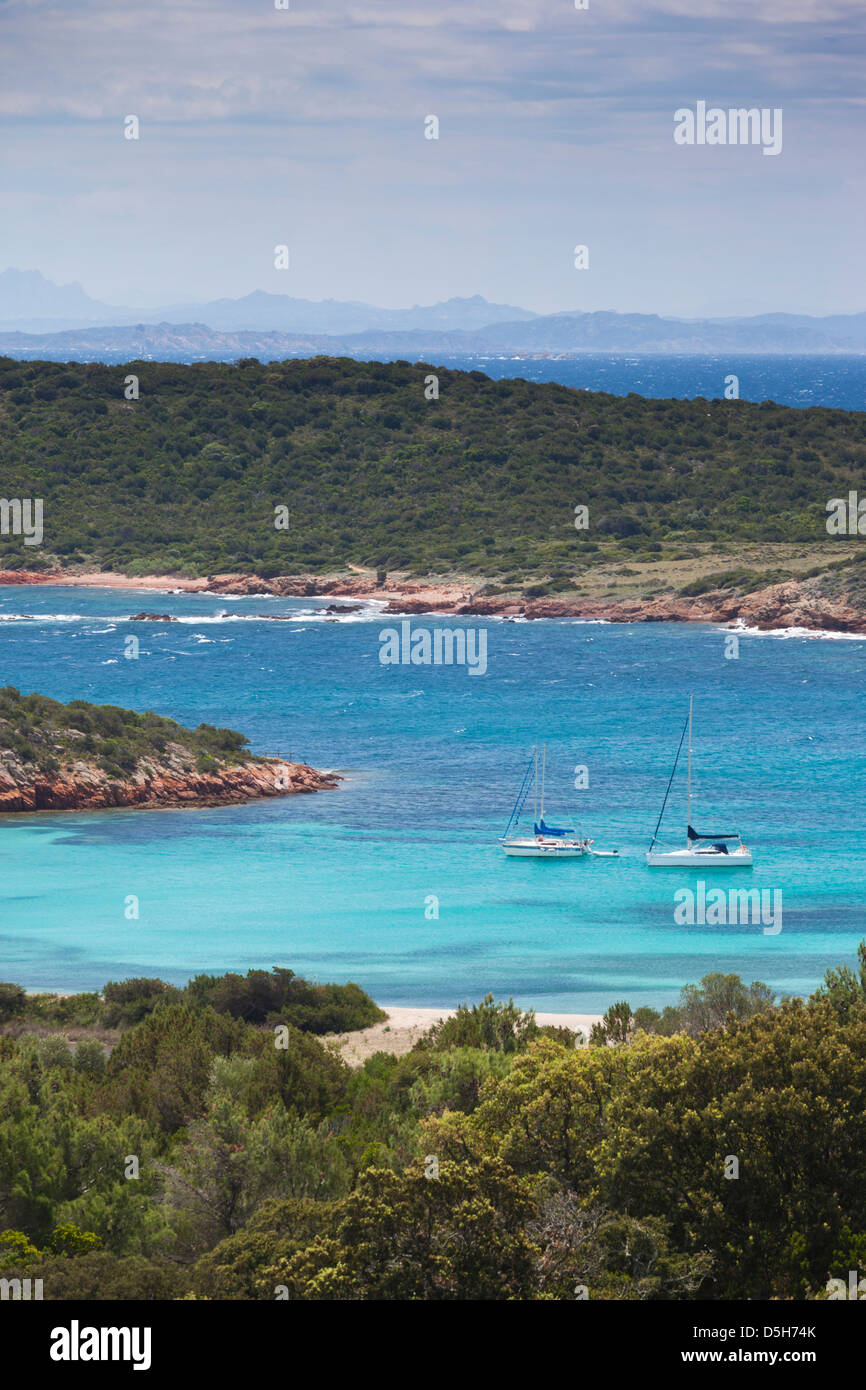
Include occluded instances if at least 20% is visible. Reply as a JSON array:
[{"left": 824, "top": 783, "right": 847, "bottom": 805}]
[
  {"left": 6, "top": 1252, "right": 187, "bottom": 1300},
  {"left": 414, "top": 993, "right": 575, "bottom": 1053},
  {"left": 0, "top": 687, "right": 258, "bottom": 774},
  {"left": 185, "top": 967, "right": 385, "bottom": 1034},
  {"left": 102, "top": 978, "right": 183, "bottom": 1028},
  {"left": 7, "top": 990, "right": 104, "bottom": 1027},
  {"left": 1, "top": 967, "right": 384, "bottom": 1040}
]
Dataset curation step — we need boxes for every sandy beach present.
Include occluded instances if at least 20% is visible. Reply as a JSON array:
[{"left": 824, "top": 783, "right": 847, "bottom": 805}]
[
  {"left": 0, "top": 566, "right": 473, "bottom": 604},
  {"left": 327, "top": 1005, "right": 602, "bottom": 1066}
]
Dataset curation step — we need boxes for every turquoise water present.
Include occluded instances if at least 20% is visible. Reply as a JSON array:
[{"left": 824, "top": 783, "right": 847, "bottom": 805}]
[{"left": 1, "top": 585, "right": 864, "bottom": 1011}]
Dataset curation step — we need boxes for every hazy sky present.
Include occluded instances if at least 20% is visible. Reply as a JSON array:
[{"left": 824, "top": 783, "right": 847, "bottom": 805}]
[{"left": 1, "top": 0, "right": 863, "bottom": 315}]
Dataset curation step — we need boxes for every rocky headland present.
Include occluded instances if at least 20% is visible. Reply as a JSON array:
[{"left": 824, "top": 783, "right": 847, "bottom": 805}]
[{"left": 0, "top": 688, "right": 338, "bottom": 814}]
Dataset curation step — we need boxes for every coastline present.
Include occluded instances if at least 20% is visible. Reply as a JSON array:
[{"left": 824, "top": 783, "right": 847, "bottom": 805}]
[
  {"left": 3, "top": 562, "right": 866, "bottom": 634},
  {"left": 0, "top": 757, "right": 339, "bottom": 814}
]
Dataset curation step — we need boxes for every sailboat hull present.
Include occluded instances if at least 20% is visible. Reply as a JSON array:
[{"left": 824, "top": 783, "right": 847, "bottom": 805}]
[
  {"left": 646, "top": 848, "right": 753, "bottom": 867},
  {"left": 500, "top": 838, "right": 587, "bottom": 858}
]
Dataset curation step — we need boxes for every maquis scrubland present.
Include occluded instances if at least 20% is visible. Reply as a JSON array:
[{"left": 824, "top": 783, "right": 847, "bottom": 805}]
[{"left": 1, "top": 946, "right": 866, "bottom": 1301}]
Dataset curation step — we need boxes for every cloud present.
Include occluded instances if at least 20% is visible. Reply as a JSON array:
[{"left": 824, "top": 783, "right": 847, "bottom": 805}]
[
  {"left": 0, "top": 0, "right": 862, "bottom": 312},
  {"left": 1, "top": 0, "right": 864, "bottom": 122}
]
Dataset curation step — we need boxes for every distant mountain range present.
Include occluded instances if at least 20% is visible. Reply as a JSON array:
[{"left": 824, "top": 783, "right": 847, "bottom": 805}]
[
  {"left": 0, "top": 269, "right": 864, "bottom": 360},
  {"left": 0, "top": 269, "right": 535, "bottom": 335}
]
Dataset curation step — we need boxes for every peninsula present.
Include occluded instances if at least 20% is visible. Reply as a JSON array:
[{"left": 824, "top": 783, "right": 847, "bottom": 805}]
[{"left": 0, "top": 688, "right": 337, "bottom": 813}]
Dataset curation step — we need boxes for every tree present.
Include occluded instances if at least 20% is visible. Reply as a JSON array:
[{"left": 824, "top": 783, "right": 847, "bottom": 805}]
[
  {"left": 261, "top": 1157, "right": 538, "bottom": 1300},
  {"left": 185, "top": 967, "right": 384, "bottom": 1033},
  {"left": 590, "top": 1001, "right": 634, "bottom": 1046},
  {"left": 424, "top": 1038, "right": 633, "bottom": 1191},
  {"left": 529, "top": 1190, "right": 712, "bottom": 1301},
  {"left": 594, "top": 1000, "right": 866, "bottom": 1298},
  {"left": 0, "top": 982, "right": 26, "bottom": 1021},
  {"left": 160, "top": 1063, "right": 351, "bottom": 1253},
  {"left": 815, "top": 939, "right": 866, "bottom": 1023},
  {"left": 104, "top": 1002, "right": 244, "bottom": 1133},
  {"left": 191, "top": 1198, "right": 333, "bottom": 1299},
  {"left": 2, "top": 1251, "right": 186, "bottom": 1300},
  {"left": 0, "top": 1048, "right": 164, "bottom": 1249},
  {"left": 102, "top": 978, "right": 182, "bottom": 1028},
  {"left": 45, "top": 1224, "right": 103, "bottom": 1257},
  {"left": 415, "top": 994, "right": 544, "bottom": 1053},
  {"left": 0, "top": 1229, "right": 40, "bottom": 1271},
  {"left": 640, "top": 972, "right": 776, "bottom": 1037},
  {"left": 73, "top": 1038, "right": 107, "bottom": 1078},
  {"left": 674, "top": 973, "right": 776, "bottom": 1034},
  {"left": 406, "top": 1046, "right": 512, "bottom": 1117}
]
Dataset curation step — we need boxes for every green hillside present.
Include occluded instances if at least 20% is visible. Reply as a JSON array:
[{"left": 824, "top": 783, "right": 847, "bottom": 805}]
[{"left": 1, "top": 354, "right": 864, "bottom": 578}]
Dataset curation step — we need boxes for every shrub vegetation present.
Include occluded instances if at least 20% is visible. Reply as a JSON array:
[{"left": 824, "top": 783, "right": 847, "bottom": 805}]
[{"left": 1, "top": 945, "right": 865, "bottom": 1299}]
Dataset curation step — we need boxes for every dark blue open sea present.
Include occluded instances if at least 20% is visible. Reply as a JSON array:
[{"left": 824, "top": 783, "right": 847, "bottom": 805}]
[
  {"left": 1, "top": 586, "right": 864, "bottom": 1011},
  {"left": 429, "top": 354, "right": 866, "bottom": 410}
]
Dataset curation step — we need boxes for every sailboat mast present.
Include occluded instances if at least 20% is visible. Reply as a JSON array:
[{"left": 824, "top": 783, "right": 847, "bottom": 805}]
[
  {"left": 533, "top": 747, "right": 538, "bottom": 825},
  {"left": 541, "top": 745, "right": 546, "bottom": 820},
  {"left": 648, "top": 708, "right": 690, "bottom": 852},
  {"left": 687, "top": 694, "right": 693, "bottom": 843}
]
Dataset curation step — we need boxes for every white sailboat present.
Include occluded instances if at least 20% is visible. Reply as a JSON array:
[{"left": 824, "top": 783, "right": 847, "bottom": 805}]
[
  {"left": 646, "top": 696, "right": 753, "bottom": 868},
  {"left": 500, "top": 746, "right": 618, "bottom": 858}
]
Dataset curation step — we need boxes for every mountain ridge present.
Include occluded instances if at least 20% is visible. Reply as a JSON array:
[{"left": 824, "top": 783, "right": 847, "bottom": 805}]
[
  {"left": 2, "top": 313, "right": 865, "bottom": 362},
  {"left": 0, "top": 270, "right": 536, "bottom": 336},
  {"left": 2, "top": 270, "right": 865, "bottom": 355}
]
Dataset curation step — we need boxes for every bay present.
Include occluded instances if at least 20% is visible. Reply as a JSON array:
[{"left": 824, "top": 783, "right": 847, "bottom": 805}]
[{"left": 0, "top": 584, "right": 863, "bottom": 1011}]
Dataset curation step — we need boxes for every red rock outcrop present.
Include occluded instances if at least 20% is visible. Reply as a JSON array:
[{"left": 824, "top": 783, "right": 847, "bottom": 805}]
[
  {"left": 378, "top": 583, "right": 866, "bottom": 632},
  {"left": 0, "top": 569, "right": 59, "bottom": 585},
  {"left": 0, "top": 757, "right": 339, "bottom": 814}
]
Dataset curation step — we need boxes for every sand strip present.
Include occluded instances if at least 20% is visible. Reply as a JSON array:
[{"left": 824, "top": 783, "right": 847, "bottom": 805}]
[{"left": 327, "top": 1004, "right": 602, "bottom": 1066}]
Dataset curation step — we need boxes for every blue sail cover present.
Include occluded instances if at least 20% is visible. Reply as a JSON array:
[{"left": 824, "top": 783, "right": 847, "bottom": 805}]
[{"left": 534, "top": 819, "right": 575, "bottom": 837}]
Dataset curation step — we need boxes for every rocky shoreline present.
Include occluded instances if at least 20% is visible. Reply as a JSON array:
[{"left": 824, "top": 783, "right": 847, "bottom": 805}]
[
  {"left": 1, "top": 565, "right": 865, "bottom": 634},
  {"left": 0, "top": 755, "right": 339, "bottom": 814}
]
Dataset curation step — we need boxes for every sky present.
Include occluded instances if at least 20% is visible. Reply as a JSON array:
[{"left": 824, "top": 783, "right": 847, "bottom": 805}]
[{"left": 0, "top": 0, "right": 863, "bottom": 316}]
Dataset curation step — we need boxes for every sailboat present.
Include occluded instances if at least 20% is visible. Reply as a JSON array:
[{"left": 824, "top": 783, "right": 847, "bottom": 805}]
[
  {"left": 646, "top": 697, "right": 753, "bottom": 867},
  {"left": 500, "top": 746, "right": 618, "bottom": 858}
]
